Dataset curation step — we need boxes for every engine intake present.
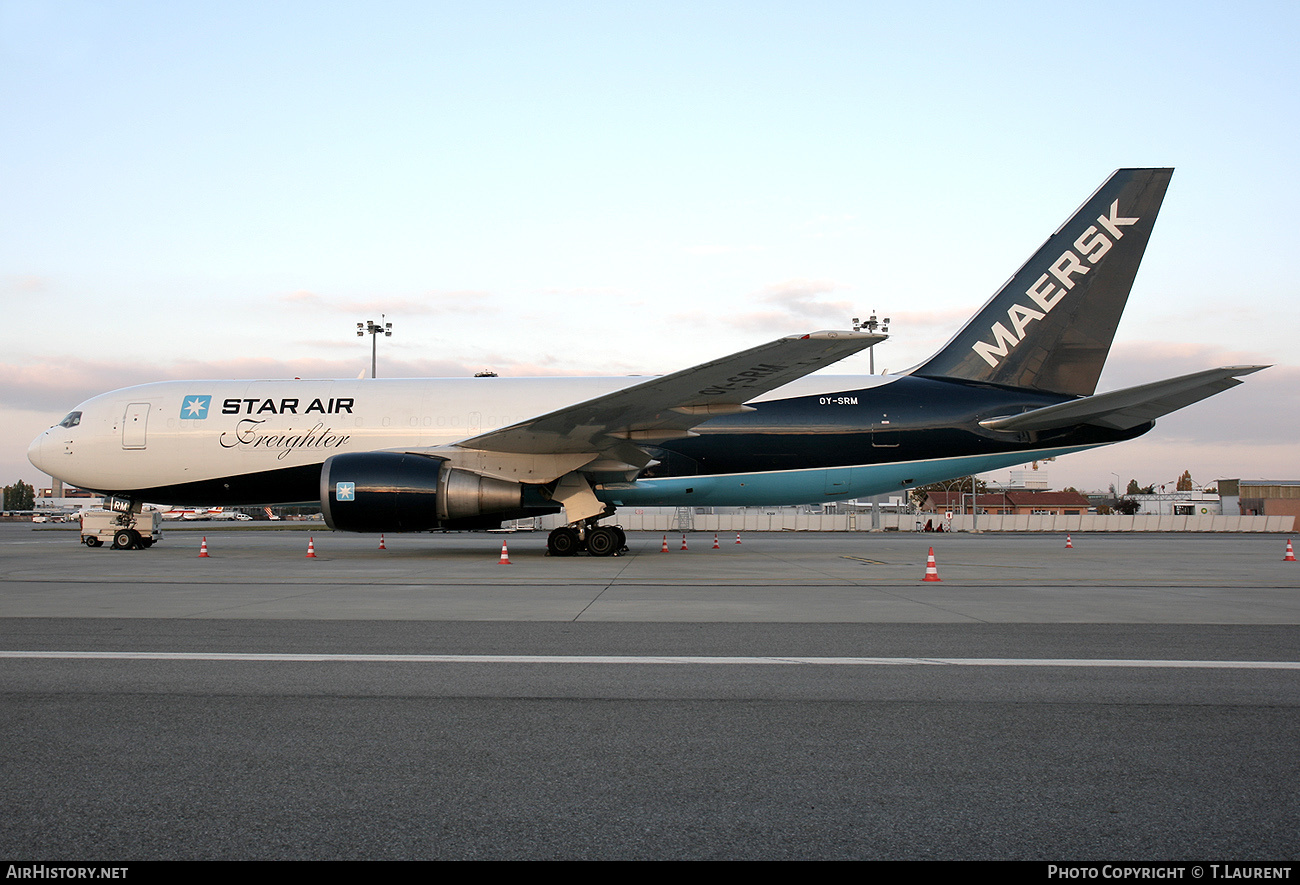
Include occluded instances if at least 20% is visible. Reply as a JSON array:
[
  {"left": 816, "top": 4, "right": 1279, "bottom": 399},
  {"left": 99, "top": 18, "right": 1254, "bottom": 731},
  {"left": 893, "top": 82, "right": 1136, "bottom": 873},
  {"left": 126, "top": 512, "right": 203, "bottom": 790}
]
[{"left": 320, "top": 453, "right": 523, "bottom": 532}]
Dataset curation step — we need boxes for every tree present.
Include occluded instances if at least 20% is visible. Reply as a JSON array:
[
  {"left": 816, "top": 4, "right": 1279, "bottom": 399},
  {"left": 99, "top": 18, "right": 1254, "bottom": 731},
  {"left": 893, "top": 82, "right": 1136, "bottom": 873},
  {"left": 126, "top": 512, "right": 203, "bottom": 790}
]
[
  {"left": 1116, "top": 478, "right": 1147, "bottom": 515},
  {"left": 1114, "top": 498, "right": 1142, "bottom": 515},
  {"left": 1176, "top": 470, "right": 1194, "bottom": 491},
  {"left": 1125, "top": 479, "right": 1156, "bottom": 495},
  {"left": 3, "top": 481, "right": 35, "bottom": 511}
]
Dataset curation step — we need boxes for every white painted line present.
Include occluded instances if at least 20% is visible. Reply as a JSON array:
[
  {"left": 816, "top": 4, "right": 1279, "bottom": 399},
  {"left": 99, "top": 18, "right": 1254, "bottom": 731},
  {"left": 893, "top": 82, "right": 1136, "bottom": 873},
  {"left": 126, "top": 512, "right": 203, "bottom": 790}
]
[{"left": 2, "top": 651, "right": 1299, "bottom": 669}]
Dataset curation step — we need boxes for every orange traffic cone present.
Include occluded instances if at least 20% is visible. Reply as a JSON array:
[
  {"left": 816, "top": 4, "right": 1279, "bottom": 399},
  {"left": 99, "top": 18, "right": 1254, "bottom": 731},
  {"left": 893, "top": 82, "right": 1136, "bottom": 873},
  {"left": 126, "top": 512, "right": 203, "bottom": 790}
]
[
  {"left": 379, "top": 534, "right": 387, "bottom": 550},
  {"left": 712, "top": 533, "right": 720, "bottom": 549},
  {"left": 680, "top": 534, "right": 689, "bottom": 551},
  {"left": 199, "top": 537, "right": 210, "bottom": 558},
  {"left": 1065, "top": 534, "right": 1074, "bottom": 549},
  {"left": 498, "top": 540, "right": 511, "bottom": 565},
  {"left": 660, "top": 534, "right": 669, "bottom": 553},
  {"left": 306, "top": 537, "right": 317, "bottom": 558},
  {"left": 736, "top": 533, "right": 742, "bottom": 544},
  {"left": 1285, "top": 539, "right": 1296, "bottom": 562},
  {"left": 922, "top": 547, "right": 942, "bottom": 582}
]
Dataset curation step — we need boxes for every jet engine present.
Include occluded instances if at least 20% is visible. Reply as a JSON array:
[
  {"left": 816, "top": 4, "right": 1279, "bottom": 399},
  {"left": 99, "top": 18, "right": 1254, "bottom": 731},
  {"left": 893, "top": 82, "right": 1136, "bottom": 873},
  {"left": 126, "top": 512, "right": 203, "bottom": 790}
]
[{"left": 320, "top": 452, "right": 524, "bottom": 532}]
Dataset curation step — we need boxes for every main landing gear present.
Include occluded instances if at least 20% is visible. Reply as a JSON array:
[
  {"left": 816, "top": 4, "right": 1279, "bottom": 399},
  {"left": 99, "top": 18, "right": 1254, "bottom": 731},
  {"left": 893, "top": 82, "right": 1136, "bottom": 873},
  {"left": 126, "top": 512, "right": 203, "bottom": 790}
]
[{"left": 547, "top": 522, "right": 627, "bottom": 557}]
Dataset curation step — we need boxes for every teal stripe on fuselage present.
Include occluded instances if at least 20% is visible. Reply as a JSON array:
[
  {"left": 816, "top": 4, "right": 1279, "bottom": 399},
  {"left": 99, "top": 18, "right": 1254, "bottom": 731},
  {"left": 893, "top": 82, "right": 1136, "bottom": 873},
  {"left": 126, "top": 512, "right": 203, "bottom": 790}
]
[{"left": 596, "top": 445, "right": 1099, "bottom": 508}]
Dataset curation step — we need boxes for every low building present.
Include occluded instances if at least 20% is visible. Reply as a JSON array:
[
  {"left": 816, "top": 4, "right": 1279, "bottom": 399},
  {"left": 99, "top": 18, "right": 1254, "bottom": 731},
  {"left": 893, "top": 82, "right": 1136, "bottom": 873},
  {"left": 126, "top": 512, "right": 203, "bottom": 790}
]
[
  {"left": 919, "top": 489, "right": 1091, "bottom": 516},
  {"left": 35, "top": 486, "right": 103, "bottom": 514},
  {"left": 1219, "top": 480, "right": 1300, "bottom": 521}
]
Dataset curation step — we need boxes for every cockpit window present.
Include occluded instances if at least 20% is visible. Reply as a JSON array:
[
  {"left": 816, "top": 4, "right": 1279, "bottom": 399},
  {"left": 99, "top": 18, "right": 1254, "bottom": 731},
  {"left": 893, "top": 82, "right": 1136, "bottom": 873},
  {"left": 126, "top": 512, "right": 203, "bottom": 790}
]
[{"left": 59, "top": 411, "right": 82, "bottom": 428}]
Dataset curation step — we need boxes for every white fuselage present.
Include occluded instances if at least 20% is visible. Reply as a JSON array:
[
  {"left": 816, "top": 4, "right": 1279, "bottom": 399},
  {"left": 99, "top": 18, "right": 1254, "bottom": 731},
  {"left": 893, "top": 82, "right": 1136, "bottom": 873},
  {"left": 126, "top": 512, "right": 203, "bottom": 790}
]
[{"left": 28, "top": 374, "right": 897, "bottom": 495}]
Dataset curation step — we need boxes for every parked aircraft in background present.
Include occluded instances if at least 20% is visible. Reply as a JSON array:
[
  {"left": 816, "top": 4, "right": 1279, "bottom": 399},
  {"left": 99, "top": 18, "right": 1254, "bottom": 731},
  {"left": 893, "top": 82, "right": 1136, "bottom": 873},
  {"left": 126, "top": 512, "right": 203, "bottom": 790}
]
[{"left": 28, "top": 168, "right": 1263, "bottom": 555}]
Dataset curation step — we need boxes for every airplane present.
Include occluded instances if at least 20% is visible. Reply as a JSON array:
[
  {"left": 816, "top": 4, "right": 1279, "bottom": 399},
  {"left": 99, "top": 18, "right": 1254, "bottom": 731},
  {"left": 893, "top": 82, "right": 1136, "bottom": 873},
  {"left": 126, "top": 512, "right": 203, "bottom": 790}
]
[
  {"left": 160, "top": 507, "right": 207, "bottom": 521},
  {"left": 27, "top": 168, "right": 1265, "bottom": 556}
]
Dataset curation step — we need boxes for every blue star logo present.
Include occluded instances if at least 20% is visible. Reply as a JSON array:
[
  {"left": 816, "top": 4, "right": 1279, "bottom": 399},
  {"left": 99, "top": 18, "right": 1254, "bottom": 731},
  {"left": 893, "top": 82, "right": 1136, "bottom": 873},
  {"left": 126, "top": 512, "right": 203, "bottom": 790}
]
[
  {"left": 336, "top": 482, "right": 355, "bottom": 502},
  {"left": 180, "top": 395, "right": 212, "bottom": 419}
]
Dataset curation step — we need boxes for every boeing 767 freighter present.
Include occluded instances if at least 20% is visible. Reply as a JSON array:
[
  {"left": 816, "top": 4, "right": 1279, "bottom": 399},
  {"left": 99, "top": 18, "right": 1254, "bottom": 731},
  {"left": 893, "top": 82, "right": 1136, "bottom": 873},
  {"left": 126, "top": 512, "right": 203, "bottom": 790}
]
[{"left": 28, "top": 168, "right": 1263, "bottom": 555}]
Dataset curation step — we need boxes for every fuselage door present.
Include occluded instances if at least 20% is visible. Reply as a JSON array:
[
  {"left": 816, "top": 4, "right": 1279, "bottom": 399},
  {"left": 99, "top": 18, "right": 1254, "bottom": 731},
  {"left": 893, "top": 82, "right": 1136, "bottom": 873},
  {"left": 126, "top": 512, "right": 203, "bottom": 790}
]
[
  {"left": 122, "top": 403, "right": 150, "bottom": 449},
  {"left": 871, "top": 416, "right": 900, "bottom": 448},
  {"left": 824, "top": 468, "right": 852, "bottom": 497}
]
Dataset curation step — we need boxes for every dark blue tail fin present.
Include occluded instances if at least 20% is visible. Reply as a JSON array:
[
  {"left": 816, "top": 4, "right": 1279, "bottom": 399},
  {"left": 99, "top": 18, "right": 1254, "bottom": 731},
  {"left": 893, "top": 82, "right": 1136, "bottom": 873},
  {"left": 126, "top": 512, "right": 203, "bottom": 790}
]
[{"left": 911, "top": 168, "right": 1173, "bottom": 396}]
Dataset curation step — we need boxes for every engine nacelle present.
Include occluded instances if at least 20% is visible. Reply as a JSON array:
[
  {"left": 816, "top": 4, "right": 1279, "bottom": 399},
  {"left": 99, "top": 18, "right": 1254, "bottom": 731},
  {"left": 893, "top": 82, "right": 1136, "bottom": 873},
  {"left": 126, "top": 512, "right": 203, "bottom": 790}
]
[{"left": 320, "top": 453, "right": 524, "bottom": 532}]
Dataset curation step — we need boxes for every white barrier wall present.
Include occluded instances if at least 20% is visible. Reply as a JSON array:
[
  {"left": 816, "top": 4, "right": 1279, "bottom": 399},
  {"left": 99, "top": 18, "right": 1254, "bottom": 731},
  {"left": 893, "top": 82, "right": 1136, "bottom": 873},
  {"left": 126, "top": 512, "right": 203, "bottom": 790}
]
[
  {"left": 934, "top": 513, "right": 1293, "bottom": 533},
  {"left": 517, "top": 510, "right": 1294, "bottom": 533}
]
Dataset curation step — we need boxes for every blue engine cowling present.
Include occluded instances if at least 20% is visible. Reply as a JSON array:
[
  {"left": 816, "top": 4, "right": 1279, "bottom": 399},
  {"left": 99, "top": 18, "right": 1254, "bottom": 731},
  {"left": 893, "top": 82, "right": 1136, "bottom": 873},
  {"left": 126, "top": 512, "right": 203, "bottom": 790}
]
[{"left": 320, "top": 452, "right": 524, "bottom": 532}]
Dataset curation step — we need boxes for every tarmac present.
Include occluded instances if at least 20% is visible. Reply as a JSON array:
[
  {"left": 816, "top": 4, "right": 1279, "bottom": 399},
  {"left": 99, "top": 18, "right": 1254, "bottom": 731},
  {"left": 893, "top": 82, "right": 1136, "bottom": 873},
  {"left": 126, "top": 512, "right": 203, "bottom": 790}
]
[{"left": 2, "top": 524, "right": 1298, "bottom": 860}]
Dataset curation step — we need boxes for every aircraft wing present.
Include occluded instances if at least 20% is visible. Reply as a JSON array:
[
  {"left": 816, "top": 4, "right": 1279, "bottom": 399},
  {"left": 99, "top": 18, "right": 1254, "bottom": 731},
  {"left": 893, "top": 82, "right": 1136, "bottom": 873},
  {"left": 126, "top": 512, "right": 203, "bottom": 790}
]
[
  {"left": 979, "top": 366, "right": 1267, "bottom": 432},
  {"left": 454, "top": 331, "right": 885, "bottom": 455}
]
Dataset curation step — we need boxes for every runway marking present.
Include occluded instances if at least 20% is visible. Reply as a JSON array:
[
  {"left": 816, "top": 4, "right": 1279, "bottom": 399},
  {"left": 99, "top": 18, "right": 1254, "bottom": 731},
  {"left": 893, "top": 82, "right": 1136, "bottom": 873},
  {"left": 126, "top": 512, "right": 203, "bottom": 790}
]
[{"left": 3, "top": 651, "right": 1300, "bottom": 669}]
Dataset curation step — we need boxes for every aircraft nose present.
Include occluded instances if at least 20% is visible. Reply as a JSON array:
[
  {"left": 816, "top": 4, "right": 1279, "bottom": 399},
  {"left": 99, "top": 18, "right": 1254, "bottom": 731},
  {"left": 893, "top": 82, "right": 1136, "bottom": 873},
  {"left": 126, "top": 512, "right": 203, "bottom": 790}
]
[{"left": 27, "top": 429, "right": 50, "bottom": 474}]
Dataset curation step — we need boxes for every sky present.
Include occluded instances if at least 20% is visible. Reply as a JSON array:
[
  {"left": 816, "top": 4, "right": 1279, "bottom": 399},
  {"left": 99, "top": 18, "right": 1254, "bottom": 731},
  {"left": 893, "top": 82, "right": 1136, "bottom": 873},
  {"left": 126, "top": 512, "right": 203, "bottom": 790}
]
[{"left": 2, "top": 0, "right": 1297, "bottom": 495}]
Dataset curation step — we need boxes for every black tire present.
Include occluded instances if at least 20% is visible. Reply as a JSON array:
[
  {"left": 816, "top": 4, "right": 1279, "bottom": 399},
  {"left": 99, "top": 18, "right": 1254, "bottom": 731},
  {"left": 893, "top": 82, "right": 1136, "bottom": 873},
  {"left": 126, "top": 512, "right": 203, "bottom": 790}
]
[
  {"left": 140, "top": 538, "right": 154, "bottom": 548},
  {"left": 547, "top": 527, "right": 580, "bottom": 557},
  {"left": 613, "top": 526, "right": 626, "bottom": 550},
  {"left": 84, "top": 536, "right": 102, "bottom": 548},
  {"left": 112, "top": 529, "right": 134, "bottom": 550},
  {"left": 586, "top": 526, "right": 619, "bottom": 557}
]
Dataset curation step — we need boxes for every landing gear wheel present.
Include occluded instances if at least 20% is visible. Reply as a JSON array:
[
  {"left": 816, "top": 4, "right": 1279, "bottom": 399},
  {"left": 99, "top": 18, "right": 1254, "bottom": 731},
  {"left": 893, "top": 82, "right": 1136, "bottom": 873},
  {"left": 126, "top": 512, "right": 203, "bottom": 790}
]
[
  {"left": 112, "top": 529, "right": 136, "bottom": 550},
  {"left": 547, "top": 526, "right": 581, "bottom": 557},
  {"left": 612, "top": 526, "right": 626, "bottom": 550},
  {"left": 586, "top": 526, "right": 620, "bottom": 557}
]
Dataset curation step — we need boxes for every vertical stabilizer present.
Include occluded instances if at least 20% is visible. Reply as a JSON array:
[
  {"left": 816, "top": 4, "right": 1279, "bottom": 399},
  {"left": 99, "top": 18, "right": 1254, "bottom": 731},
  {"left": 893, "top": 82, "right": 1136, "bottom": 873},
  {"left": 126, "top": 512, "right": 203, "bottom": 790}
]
[{"left": 911, "top": 168, "right": 1173, "bottom": 396}]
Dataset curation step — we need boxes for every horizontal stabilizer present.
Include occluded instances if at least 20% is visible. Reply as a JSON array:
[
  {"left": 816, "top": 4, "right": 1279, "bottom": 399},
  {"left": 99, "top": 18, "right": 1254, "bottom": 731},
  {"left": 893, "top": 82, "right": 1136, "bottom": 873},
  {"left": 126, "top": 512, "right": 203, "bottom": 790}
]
[{"left": 978, "top": 366, "right": 1268, "bottom": 432}]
